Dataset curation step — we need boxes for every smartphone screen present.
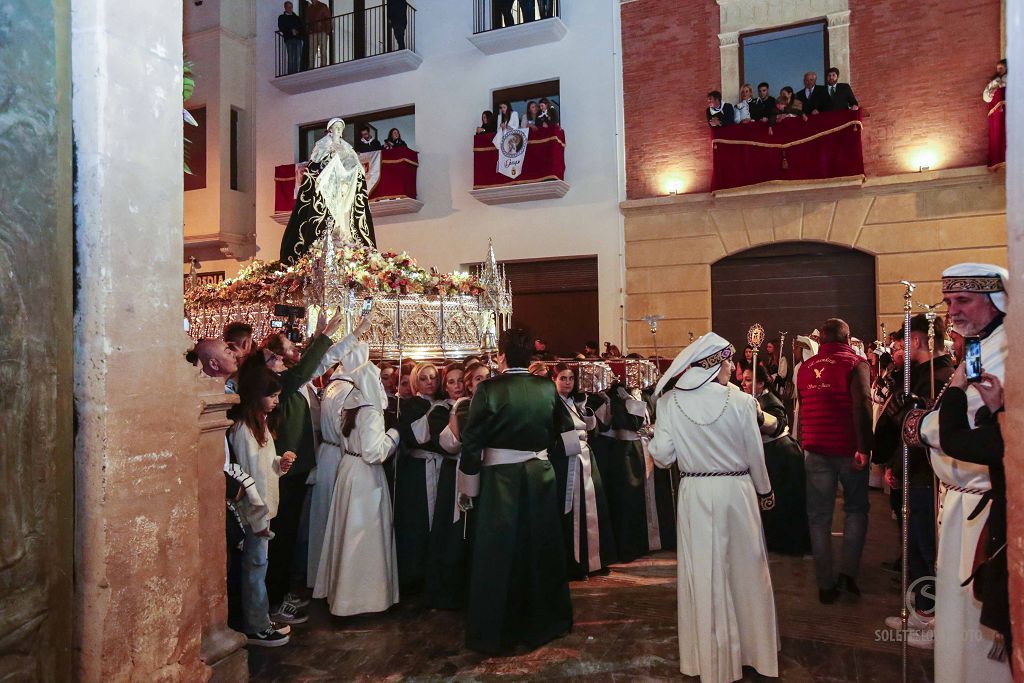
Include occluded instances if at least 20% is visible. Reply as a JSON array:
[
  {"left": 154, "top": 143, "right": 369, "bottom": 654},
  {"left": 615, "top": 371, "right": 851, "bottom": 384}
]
[
  {"left": 271, "top": 319, "right": 285, "bottom": 329},
  {"left": 360, "top": 298, "right": 374, "bottom": 317},
  {"left": 964, "top": 336, "right": 983, "bottom": 383}
]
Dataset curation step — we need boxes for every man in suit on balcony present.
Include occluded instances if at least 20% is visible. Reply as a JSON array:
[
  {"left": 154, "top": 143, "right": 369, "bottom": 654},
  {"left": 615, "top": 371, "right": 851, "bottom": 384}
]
[
  {"left": 794, "top": 72, "right": 829, "bottom": 115},
  {"left": 706, "top": 91, "right": 735, "bottom": 128},
  {"left": 823, "top": 67, "right": 860, "bottom": 112}
]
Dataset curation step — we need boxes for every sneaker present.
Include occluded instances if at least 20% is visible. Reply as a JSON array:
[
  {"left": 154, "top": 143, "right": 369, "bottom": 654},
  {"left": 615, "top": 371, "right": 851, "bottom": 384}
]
[
  {"left": 880, "top": 559, "right": 901, "bottom": 574},
  {"left": 270, "top": 621, "right": 292, "bottom": 636},
  {"left": 247, "top": 627, "right": 290, "bottom": 648},
  {"left": 283, "top": 591, "right": 310, "bottom": 609},
  {"left": 270, "top": 601, "right": 308, "bottom": 625},
  {"left": 885, "top": 612, "right": 934, "bottom": 630}
]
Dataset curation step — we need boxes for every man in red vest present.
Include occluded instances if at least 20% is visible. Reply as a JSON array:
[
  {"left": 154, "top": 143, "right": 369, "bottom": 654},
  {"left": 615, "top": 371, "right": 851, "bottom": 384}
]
[{"left": 797, "top": 318, "right": 874, "bottom": 603}]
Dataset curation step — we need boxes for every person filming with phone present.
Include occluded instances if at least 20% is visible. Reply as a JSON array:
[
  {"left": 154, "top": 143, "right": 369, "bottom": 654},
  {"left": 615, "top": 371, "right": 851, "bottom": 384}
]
[{"left": 900, "top": 263, "right": 1012, "bottom": 683}]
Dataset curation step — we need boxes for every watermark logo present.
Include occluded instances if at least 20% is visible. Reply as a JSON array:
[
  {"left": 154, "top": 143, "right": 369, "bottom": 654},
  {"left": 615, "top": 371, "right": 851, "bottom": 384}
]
[{"left": 905, "top": 575, "right": 936, "bottom": 617}]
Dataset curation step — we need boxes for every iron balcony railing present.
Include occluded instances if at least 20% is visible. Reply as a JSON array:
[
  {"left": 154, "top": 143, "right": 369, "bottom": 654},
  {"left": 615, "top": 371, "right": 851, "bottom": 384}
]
[
  {"left": 275, "top": 3, "right": 416, "bottom": 78},
  {"left": 473, "top": 0, "right": 560, "bottom": 34}
]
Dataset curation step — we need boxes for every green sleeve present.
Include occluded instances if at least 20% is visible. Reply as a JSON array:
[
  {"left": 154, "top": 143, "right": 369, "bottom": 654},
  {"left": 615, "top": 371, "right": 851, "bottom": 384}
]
[
  {"left": 278, "top": 334, "right": 332, "bottom": 396},
  {"left": 459, "top": 383, "right": 494, "bottom": 476}
]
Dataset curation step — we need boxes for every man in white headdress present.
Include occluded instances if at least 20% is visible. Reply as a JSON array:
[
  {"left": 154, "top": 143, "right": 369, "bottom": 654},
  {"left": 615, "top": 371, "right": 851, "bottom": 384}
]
[
  {"left": 648, "top": 333, "right": 779, "bottom": 683},
  {"left": 901, "top": 263, "right": 1012, "bottom": 683},
  {"left": 280, "top": 117, "right": 376, "bottom": 262},
  {"left": 789, "top": 332, "right": 819, "bottom": 440}
]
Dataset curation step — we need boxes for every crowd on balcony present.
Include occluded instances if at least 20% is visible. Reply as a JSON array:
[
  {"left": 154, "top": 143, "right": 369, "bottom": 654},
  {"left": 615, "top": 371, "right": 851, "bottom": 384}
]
[
  {"left": 278, "top": 0, "right": 410, "bottom": 75},
  {"left": 707, "top": 68, "right": 859, "bottom": 128},
  {"left": 474, "top": 98, "right": 560, "bottom": 135}
]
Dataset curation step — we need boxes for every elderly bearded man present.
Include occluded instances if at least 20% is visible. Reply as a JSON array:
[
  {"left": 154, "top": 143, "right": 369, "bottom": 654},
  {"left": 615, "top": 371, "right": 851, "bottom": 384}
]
[{"left": 901, "top": 263, "right": 1012, "bottom": 683}]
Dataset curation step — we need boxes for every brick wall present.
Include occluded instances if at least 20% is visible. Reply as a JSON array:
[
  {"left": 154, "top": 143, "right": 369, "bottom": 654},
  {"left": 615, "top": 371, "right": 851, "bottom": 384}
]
[
  {"left": 621, "top": 0, "right": 719, "bottom": 198},
  {"left": 850, "top": 0, "right": 1000, "bottom": 177},
  {"left": 621, "top": 0, "right": 1002, "bottom": 199}
]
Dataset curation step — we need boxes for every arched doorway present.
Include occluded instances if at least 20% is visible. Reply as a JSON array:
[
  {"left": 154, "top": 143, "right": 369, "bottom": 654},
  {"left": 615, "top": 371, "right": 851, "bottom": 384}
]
[{"left": 711, "top": 242, "right": 877, "bottom": 352}]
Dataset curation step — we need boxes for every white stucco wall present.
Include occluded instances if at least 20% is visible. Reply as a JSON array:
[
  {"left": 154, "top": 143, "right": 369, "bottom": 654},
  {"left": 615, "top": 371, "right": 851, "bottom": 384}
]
[{"left": 196, "top": 0, "right": 627, "bottom": 347}]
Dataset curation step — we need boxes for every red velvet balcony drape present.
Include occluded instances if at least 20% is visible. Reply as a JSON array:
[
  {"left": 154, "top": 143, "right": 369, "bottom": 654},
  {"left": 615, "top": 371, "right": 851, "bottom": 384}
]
[
  {"left": 473, "top": 127, "right": 566, "bottom": 189},
  {"left": 711, "top": 109, "right": 865, "bottom": 191},
  {"left": 274, "top": 147, "right": 420, "bottom": 213}
]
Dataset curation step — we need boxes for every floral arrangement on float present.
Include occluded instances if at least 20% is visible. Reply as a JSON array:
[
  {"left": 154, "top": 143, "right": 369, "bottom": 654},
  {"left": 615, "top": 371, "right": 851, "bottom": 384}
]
[{"left": 185, "top": 242, "right": 512, "bottom": 361}]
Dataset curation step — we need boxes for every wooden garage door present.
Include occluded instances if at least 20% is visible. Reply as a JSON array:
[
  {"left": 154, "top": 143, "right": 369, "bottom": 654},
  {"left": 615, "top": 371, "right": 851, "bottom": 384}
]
[
  {"left": 501, "top": 257, "right": 599, "bottom": 358},
  {"left": 711, "top": 242, "right": 877, "bottom": 353}
]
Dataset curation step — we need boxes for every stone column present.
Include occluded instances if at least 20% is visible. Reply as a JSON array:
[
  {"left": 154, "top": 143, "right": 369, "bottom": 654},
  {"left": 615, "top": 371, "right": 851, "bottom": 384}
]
[
  {"left": 827, "top": 11, "right": 852, "bottom": 83},
  {"left": 718, "top": 31, "right": 739, "bottom": 103},
  {"left": 71, "top": 0, "right": 243, "bottom": 680}
]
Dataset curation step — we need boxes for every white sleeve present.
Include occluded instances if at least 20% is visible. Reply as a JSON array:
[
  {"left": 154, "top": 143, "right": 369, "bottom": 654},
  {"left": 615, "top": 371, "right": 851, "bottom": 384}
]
[
  {"left": 647, "top": 398, "right": 676, "bottom": 469},
  {"left": 357, "top": 407, "right": 400, "bottom": 464},
  {"left": 439, "top": 424, "right": 461, "bottom": 454},
  {"left": 510, "top": 111, "right": 520, "bottom": 128},
  {"left": 738, "top": 394, "right": 772, "bottom": 495},
  {"left": 313, "top": 331, "right": 360, "bottom": 377},
  {"left": 919, "top": 408, "right": 940, "bottom": 449}
]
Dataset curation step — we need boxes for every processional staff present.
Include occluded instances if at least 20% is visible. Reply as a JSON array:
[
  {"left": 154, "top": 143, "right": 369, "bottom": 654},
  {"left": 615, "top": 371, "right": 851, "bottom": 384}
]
[
  {"left": 898, "top": 280, "right": 916, "bottom": 683},
  {"left": 746, "top": 323, "right": 765, "bottom": 396}
]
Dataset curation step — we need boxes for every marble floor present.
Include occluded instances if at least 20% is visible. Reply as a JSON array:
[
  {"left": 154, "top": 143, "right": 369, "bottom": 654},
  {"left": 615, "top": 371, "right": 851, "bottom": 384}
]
[{"left": 249, "top": 490, "right": 933, "bottom": 682}]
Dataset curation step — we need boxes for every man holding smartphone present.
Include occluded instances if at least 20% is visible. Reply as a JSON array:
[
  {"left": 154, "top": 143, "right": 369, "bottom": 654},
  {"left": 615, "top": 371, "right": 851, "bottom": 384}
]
[{"left": 902, "top": 263, "right": 1011, "bottom": 683}]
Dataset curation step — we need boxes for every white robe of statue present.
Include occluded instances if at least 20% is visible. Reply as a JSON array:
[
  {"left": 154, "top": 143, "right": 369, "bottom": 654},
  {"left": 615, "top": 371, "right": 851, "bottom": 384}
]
[
  {"left": 919, "top": 323, "right": 1012, "bottom": 683},
  {"left": 648, "top": 380, "right": 779, "bottom": 683}
]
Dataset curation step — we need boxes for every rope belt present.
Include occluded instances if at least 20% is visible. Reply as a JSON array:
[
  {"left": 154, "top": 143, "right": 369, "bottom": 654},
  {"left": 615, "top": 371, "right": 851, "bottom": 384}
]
[
  {"left": 941, "top": 482, "right": 988, "bottom": 496},
  {"left": 680, "top": 469, "right": 750, "bottom": 478},
  {"left": 322, "top": 438, "right": 342, "bottom": 449},
  {"left": 410, "top": 449, "right": 445, "bottom": 530}
]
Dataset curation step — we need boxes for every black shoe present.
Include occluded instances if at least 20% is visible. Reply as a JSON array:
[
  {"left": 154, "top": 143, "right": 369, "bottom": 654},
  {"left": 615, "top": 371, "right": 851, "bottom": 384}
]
[
  {"left": 247, "top": 627, "right": 290, "bottom": 647},
  {"left": 837, "top": 573, "right": 862, "bottom": 597},
  {"left": 880, "top": 559, "right": 900, "bottom": 574},
  {"left": 818, "top": 585, "right": 840, "bottom": 604}
]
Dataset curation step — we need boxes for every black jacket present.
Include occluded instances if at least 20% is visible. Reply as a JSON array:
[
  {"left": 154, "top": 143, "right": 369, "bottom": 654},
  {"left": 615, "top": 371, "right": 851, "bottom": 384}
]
[
  {"left": 355, "top": 138, "right": 382, "bottom": 152},
  {"left": 824, "top": 82, "right": 858, "bottom": 111},
  {"left": 278, "top": 12, "right": 304, "bottom": 38},
  {"left": 706, "top": 103, "right": 735, "bottom": 127},
  {"left": 749, "top": 96, "right": 777, "bottom": 124},
  {"left": 794, "top": 84, "right": 829, "bottom": 114}
]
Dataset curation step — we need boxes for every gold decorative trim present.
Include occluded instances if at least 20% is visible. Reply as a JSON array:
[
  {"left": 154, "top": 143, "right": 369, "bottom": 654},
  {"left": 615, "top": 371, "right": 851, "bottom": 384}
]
[
  {"left": 988, "top": 100, "right": 1006, "bottom": 117},
  {"left": 712, "top": 174, "right": 865, "bottom": 195},
  {"left": 381, "top": 158, "right": 419, "bottom": 167},
  {"left": 712, "top": 120, "right": 863, "bottom": 150},
  {"left": 472, "top": 174, "right": 562, "bottom": 189},
  {"left": 692, "top": 344, "right": 735, "bottom": 370},
  {"left": 988, "top": 161, "right": 1006, "bottom": 171},
  {"left": 274, "top": 174, "right": 296, "bottom": 181},
  {"left": 941, "top": 275, "right": 1004, "bottom": 293},
  {"left": 370, "top": 193, "right": 413, "bottom": 201},
  {"left": 473, "top": 135, "right": 566, "bottom": 152}
]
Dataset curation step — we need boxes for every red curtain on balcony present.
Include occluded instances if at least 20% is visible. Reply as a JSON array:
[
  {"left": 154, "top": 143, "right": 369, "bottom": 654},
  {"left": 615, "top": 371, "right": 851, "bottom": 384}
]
[
  {"left": 711, "top": 110, "right": 865, "bottom": 191},
  {"left": 473, "top": 127, "right": 566, "bottom": 189},
  {"left": 988, "top": 88, "right": 1006, "bottom": 169},
  {"left": 375, "top": 147, "right": 419, "bottom": 200},
  {"left": 274, "top": 148, "right": 419, "bottom": 214}
]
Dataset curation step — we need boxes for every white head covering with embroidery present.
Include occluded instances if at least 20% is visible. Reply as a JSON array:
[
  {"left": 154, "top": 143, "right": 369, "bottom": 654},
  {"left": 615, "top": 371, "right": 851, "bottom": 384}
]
[
  {"left": 942, "top": 262, "right": 1009, "bottom": 313},
  {"left": 654, "top": 332, "right": 736, "bottom": 396},
  {"left": 795, "top": 334, "right": 819, "bottom": 362}
]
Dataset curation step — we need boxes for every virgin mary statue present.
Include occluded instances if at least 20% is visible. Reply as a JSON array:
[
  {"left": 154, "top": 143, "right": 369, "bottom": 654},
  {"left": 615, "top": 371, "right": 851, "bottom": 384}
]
[{"left": 280, "top": 117, "right": 376, "bottom": 263}]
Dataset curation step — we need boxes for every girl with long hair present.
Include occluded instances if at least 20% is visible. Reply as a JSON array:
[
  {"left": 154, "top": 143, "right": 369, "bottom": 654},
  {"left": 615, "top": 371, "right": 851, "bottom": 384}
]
[{"left": 228, "top": 366, "right": 296, "bottom": 646}]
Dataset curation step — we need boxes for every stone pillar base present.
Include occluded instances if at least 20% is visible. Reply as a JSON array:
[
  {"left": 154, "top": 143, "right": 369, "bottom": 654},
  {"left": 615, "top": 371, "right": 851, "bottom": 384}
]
[{"left": 202, "top": 624, "right": 248, "bottom": 682}]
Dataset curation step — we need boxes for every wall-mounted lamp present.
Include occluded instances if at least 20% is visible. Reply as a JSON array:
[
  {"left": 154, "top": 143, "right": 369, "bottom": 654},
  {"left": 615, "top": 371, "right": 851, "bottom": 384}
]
[{"left": 910, "top": 147, "right": 939, "bottom": 173}]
